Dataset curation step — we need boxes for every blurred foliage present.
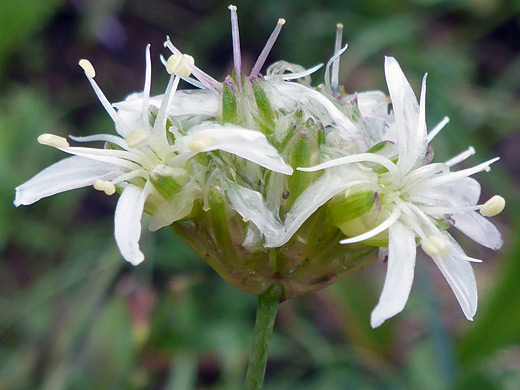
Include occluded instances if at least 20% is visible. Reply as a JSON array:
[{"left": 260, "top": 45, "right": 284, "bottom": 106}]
[{"left": 1, "top": 0, "right": 519, "bottom": 389}]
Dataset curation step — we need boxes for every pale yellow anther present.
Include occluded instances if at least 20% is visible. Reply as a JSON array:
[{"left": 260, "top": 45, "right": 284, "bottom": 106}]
[
  {"left": 187, "top": 135, "right": 212, "bottom": 152},
  {"left": 480, "top": 195, "right": 506, "bottom": 217},
  {"left": 78, "top": 59, "right": 96, "bottom": 78},
  {"left": 421, "top": 236, "right": 448, "bottom": 257},
  {"left": 166, "top": 54, "right": 195, "bottom": 77},
  {"left": 37, "top": 134, "right": 70, "bottom": 148},
  {"left": 125, "top": 128, "right": 149, "bottom": 148},
  {"left": 93, "top": 179, "right": 116, "bottom": 196},
  {"left": 337, "top": 23, "right": 344, "bottom": 29},
  {"left": 228, "top": 4, "right": 237, "bottom": 11},
  {"left": 278, "top": 18, "right": 286, "bottom": 25}
]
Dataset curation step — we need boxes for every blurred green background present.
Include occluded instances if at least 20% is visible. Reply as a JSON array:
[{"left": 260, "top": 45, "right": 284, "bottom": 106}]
[{"left": 1, "top": 0, "right": 519, "bottom": 389}]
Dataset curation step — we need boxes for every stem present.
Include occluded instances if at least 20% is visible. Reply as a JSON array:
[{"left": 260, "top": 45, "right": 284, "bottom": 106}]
[{"left": 245, "top": 284, "right": 284, "bottom": 390}]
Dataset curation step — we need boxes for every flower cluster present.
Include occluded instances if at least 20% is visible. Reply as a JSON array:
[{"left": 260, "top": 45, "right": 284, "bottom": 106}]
[{"left": 15, "top": 6, "right": 504, "bottom": 327}]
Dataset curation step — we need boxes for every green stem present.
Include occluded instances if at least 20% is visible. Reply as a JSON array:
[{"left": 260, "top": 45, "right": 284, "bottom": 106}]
[{"left": 245, "top": 285, "right": 284, "bottom": 390}]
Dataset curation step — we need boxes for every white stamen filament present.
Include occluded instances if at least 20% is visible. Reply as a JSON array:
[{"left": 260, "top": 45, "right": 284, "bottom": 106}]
[
  {"left": 188, "top": 135, "right": 213, "bottom": 152},
  {"left": 427, "top": 116, "right": 450, "bottom": 142},
  {"left": 340, "top": 207, "right": 401, "bottom": 244},
  {"left": 93, "top": 179, "right": 116, "bottom": 195},
  {"left": 445, "top": 146, "right": 476, "bottom": 167},
  {"left": 421, "top": 235, "right": 448, "bottom": 257},
  {"left": 480, "top": 195, "right": 505, "bottom": 217},
  {"left": 80, "top": 64, "right": 131, "bottom": 135},
  {"left": 153, "top": 74, "right": 180, "bottom": 156},
  {"left": 250, "top": 18, "right": 286, "bottom": 76},
  {"left": 38, "top": 134, "right": 70, "bottom": 148},
  {"left": 125, "top": 129, "right": 149, "bottom": 148},
  {"left": 264, "top": 63, "right": 323, "bottom": 81},
  {"left": 142, "top": 44, "right": 152, "bottom": 131},
  {"left": 426, "top": 157, "right": 499, "bottom": 187},
  {"left": 228, "top": 5, "right": 242, "bottom": 89}
]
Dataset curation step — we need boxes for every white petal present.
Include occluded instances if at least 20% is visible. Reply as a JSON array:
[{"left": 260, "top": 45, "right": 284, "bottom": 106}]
[
  {"left": 357, "top": 90, "right": 391, "bottom": 120},
  {"left": 453, "top": 211, "right": 503, "bottom": 250},
  {"left": 14, "top": 156, "right": 122, "bottom": 206},
  {"left": 384, "top": 57, "right": 426, "bottom": 174},
  {"left": 179, "top": 125, "right": 293, "bottom": 175},
  {"left": 148, "top": 184, "right": 201, "bottom": 231},
  {"left": 226, "top": 183, "right": 284, "bottom": 244},
  {"left": 413, "top": 177, "right": 481, "bottom": 207},
  {"left": 430, "top": 234, "right": 478, "bottom": 320},
  {"left": 371, "top": 222, "right": 416, "bottom": 328},
  {"left": 114, "top": 183, "right": 150, "bottom": 265},
  {"left": 114, "top": 89, "right": 219, "bottom": 118}
]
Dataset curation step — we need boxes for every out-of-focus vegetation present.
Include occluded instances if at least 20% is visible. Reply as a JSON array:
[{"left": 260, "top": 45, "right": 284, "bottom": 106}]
[{"left": 1, "top": 0, "right": 519, "bottom": 389}]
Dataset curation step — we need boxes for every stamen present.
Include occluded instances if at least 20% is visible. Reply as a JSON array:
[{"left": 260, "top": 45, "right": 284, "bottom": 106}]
[
  {"left": 427, "top": 116, "right": 450, "bottom": 142},
  {"left": 78, "top": 60, "right": 131, "bottom": 134},
  {"left": 79, "top": 59, "right": 96, "bottom": 79},
  {"left": 163, "top": 37, "right": 220, "bottom": 91},
  {"left": 93, "top": 179, "right": 116, "bottom": 196},
  {"left": 188, "top": 135, "right": 213, "bottom": 152},
  {"left": 166, "top": 54, "right": 194, "bottom": 77},
  {"left": 331, "top": 23, "right": 343, "bottom": 95},
  {"left": 153, "top": 75, "right": 180, "bottom": 155},
  {"left": 421, "top": 235, "right": 448, "bottom": 257},
  {"left": 250, "top": 18, "right": 286, "bottom": 76},
  {"left": 38, "top": 134, "right": 70, "bottom": 148},
  {"left": 445, "top": 146, "right": 476, "bottom": 167},
  {"left": 480, "top": 195, "right": 505, "bottom": 217},
  {"left": 125, "top": 129, "right": 149, "bottom": 148},
  {"left": 228, "top": 5, "right": 242, "bottom": 89}
]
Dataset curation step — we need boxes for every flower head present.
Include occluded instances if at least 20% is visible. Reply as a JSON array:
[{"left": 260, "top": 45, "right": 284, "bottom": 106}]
[{"left": 299, "top": 57, "right": 504, "bottom": 327}]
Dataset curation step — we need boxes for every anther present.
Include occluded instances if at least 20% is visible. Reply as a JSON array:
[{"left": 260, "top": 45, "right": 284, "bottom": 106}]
[
  {"left": 93, "top": 179, "right": 116, "bottom": 196},
  {"left": 37, "top": 134, "right": 70, "bottom": 148},
  {"left": 480, "top": 195, "right": 506, "bottom": 217},
  {"left": 78, "top": 59, "right": 96, "bottom": 78},
  {"left": 421, "top": 236, "right": 448, "bottom": 257},
  {"left": 166, "top": 54, "right": 194, "bottom": 77},
  {"left": 187, "top": 135, "right": 212, "bottom": 152},
  {"left": 125, "top": 128, "right": 149, "bottom": 148}
]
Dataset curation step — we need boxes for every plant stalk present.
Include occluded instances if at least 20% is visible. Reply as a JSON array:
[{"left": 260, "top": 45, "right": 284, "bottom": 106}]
[{"left": 245, "top": 284, "right": 283, "bottom": 390}]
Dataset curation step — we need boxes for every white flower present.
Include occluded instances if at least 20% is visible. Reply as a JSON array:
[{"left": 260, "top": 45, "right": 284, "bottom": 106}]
[
  {"left": 15, "top": 46, "right": 292, "bottom": 266},
  {"left": 298, "top": 56, "right": 505, "bottom": 327}
]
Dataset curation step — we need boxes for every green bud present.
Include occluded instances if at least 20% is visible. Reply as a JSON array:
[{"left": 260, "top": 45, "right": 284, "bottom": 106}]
[
  {"left": 252, "top": 79, "right": 276, "bottom": 135},
  {"left": 149, "top": 165, "right": 189, "bottom": 199},
  {"left": 222, "top": 77, "right": 238, "bottom": 124}
]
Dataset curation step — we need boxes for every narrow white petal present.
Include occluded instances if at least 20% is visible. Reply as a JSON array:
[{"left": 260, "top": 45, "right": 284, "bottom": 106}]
[
  {"left": 14, "top": 156, "right": 122, "bottom": 206},
  {"left": 114, "top": 184, "right": 150, "bottom": 265},
  {"left": 340, "top": 207, "right": 402, "bottom": 245},
  {"left": 142, "top": 44, "right": 152, "bottom": 131},
  {"left": 148, "top": 184, "right": 201, "bottom": 231},
  {"left": 371, "top": 222, "right": 416, "bottom": 328},
  {"left": 453, "top": 212, "right": 503, "bottom": 250},
  {"left": 415, "top": 177, "right": 481, "bottom": 207},
  {"left": 264, "top": 63, "right": 324, "bottom": 81},
  {"left": 179, "top": 125, "right": 293, "bottom": 175},
  {"left": 430, "top": 234, "right": 478, "bottom": 320},
  {"left": 54, "top": 145, "right": 142, "bottom": 171},
  {"left": 265, "top": 167, "right": 373, "bottom": 248},
  {"left": 226, "top": 183, "right": 284, "bottom": 244}
]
